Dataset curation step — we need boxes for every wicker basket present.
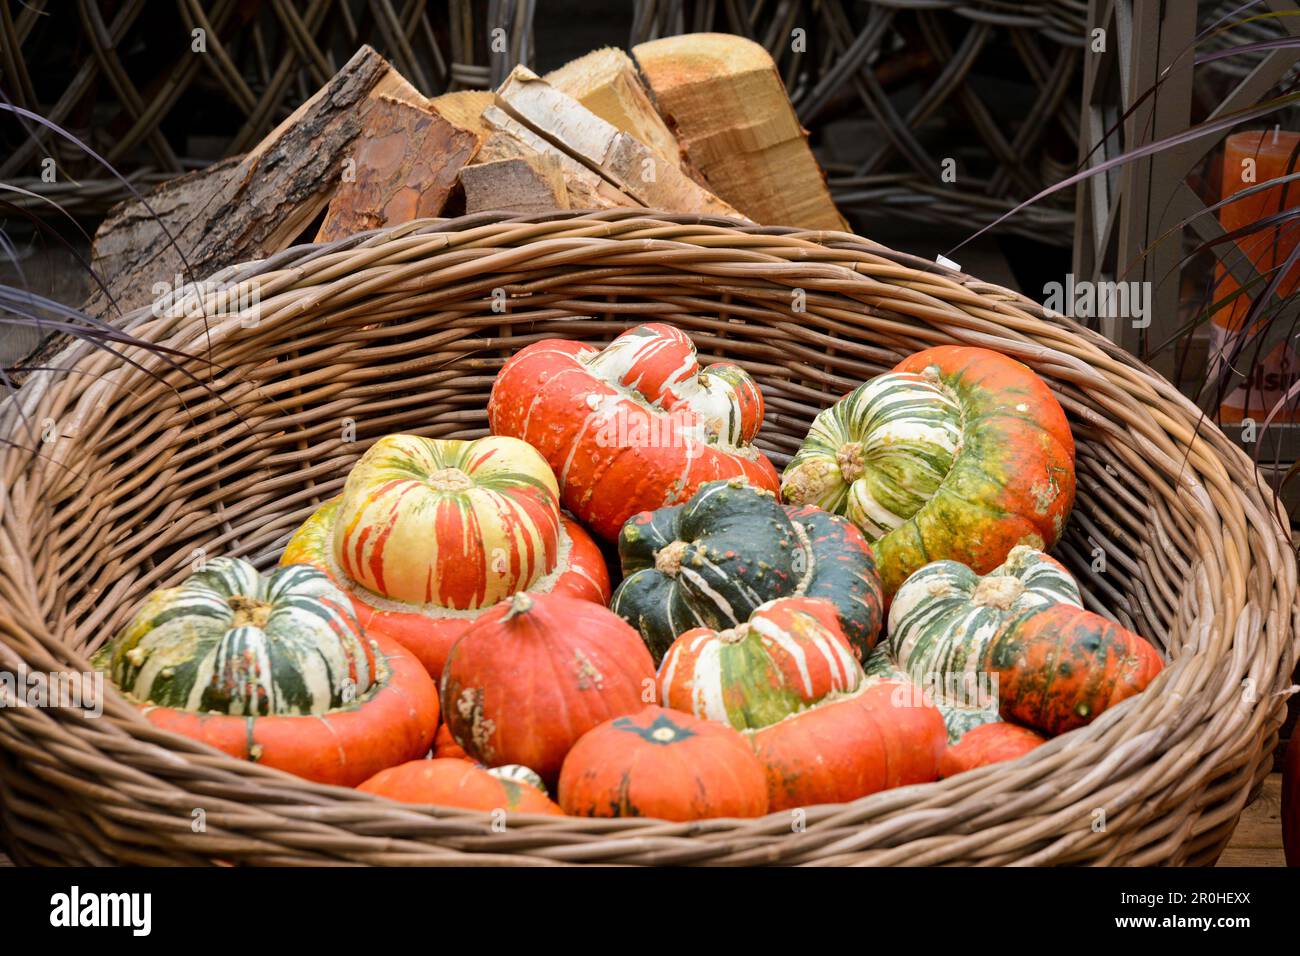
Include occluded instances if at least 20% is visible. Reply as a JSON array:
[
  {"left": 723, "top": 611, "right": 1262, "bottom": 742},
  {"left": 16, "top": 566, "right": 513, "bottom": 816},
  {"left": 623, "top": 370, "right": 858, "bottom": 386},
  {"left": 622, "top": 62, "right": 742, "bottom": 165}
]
[{"left": 0, "top": 210, "right": 1295, "bottom": 866}]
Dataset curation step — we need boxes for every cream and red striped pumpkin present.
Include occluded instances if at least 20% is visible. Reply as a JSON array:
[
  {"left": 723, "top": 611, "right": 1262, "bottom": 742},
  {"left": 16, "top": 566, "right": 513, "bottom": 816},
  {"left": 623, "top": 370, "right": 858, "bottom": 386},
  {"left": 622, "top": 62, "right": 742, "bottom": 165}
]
[
  {"left": 282, "top": 434, "right": 609, "bottom": 678},
  {"left": 333, "top": 433, "right": 564, "bottom": 609},
  {"left": 488, "top": 323, "right": 780, "bottom": 540},
  {"left": 658, "top": 597, "right": 864, "bottom": 731}
]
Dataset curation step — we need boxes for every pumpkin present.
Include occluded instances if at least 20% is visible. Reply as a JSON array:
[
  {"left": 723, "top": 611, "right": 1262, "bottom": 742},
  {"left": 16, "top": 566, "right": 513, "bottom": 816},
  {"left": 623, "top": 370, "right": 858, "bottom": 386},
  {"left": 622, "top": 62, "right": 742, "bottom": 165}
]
[
  {"left": 938, "top": 722, "right": 1046, "bottom": 778},
  {"left": 487, "top": 322, "right": 780, "bottom": 540},
  {"left": 659, "top": 596, "right": 864, "bottom": 730},
  {"left": 886, "top": 547, "right": 1161, "bottom": 737},
  {"left": 440, "top": 592, "right": 657, "bottom": 783},
  {"left": 781, "top": 345, "right": 1076, "bottom": 596},
  {"left": 358, "top": 759, "right": 563, "bottom": 815},
  {"left": 281, "top": 433, "right": 610, "bottom": 679},
  {"left": 987, "top": 603, "right": 1164, "bottom": 735},
  {"left": 611, "top": 479, "right": 883, "bottom": 662},
  {"left": 95, "top": 558, "right": 439, "bottom": 787},
  {"left": 750, "top": 679, "right": 946, "bottom": 810},
  {"left": 558, "top": 706, "right": 768, "bottom": 820},
  {"left": 433, "top": 722, "right": 469, "bottom": 761},
  {"left": 862, "top": 645, "right": 1000, "bottom": 744},
  {"left": 885, "top": 546, "right": 1080, "bottom": 738}
]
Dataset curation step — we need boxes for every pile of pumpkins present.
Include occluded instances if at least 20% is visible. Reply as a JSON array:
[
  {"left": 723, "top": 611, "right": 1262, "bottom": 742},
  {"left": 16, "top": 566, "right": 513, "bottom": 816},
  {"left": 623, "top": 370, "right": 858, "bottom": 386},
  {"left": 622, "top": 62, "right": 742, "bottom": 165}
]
[{"left": 94, "top": 323, "right": 1164, "bottom": 821}]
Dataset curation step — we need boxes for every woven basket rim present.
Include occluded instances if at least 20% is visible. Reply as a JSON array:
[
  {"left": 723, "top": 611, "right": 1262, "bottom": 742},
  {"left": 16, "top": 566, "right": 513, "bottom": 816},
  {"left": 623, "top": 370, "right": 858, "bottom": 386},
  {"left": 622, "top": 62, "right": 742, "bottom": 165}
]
[{"left": 1, "top": 209, "right": 1296, "bottom": 866}]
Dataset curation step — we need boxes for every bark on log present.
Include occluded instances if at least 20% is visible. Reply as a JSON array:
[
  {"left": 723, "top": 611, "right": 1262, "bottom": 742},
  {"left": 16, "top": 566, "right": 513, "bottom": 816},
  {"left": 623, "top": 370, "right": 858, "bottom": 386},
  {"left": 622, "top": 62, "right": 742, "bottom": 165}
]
[
  {"left": 315, "top": 94, "right": 477, "bottom": 243},
  {"left": 84, "top": 46, "right": 406, "bottom": 322}
]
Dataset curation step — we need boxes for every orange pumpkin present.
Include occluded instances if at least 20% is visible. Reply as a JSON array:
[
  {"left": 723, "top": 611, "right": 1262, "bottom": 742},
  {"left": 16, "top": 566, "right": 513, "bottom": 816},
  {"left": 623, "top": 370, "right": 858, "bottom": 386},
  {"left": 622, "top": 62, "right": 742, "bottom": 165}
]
[
  {"left": 282, "top": 434, "right": 610, "bottom": 679},
  {"left": 750, "top": 680, "right": 946, "bottom": 810},
  {"left": 440, "top": 592, "right": 657, "bottom": 783},
  {"left": 938, "top": 722, "right": 1047, "bottom": 778},
  {"left": 986, "top": 603, "right": 1164, "bottom": 735},
  {"left": 433, "top": 722, "right": 468, "bottom": 761},
  {"left": 142, "top": 630, "right": 439, "bottom": 788},
  {"left": 558, "top": 706, "right": 768, "bottom": 820},
  {"left": 488, "top": 323, "right": 780, "bottom": 540},
  {"left": 358, "top": 759, "right": 563, "bottom": 815},
  {"left": 782, "top": 345, "right": 1076, "bottom": 596}
]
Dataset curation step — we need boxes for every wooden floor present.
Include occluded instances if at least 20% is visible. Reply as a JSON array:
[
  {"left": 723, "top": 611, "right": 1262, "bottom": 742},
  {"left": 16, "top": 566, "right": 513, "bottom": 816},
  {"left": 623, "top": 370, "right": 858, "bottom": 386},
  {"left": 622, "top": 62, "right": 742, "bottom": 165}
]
[{"left": 1218, "top": 773, "right": 1286, "bottom": 866}]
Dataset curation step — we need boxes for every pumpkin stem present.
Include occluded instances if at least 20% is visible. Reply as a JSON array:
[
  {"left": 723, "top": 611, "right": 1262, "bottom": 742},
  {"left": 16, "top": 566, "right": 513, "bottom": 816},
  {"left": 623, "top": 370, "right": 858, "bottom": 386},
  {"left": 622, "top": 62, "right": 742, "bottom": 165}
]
[
  {"left": 427, "top": 467, "right": 475, "bottom": 492},
  {"left": 970, "top": 575, "right": 1025, "bottom": 611},
  {"left": 228, "top": 595, "right": 273, "bottom": 628},
  {"left": 836, "top": 441, "right": 866, "bottom": 483},
  {"left": 654, "top": 540, "right": 689, "bottom": 575},
  {"left": 717, "top": 622, "right": 751, "bottom": 644},
  {"left": 504, "top": 591, "right": 534, "bottom": 620}
]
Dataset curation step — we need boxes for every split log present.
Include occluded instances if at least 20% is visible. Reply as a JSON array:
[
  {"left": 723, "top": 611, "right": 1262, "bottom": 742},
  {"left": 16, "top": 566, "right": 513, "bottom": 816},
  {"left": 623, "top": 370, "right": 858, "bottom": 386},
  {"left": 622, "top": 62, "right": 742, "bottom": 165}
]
[
  {"left": 493, "top": 66, "right": 743, "bottom": 219},
  {"left": 429, "top": 90, "right": 495, "bottom": 142},
  {"left": 460, "top": 156, "right": 569, "bottom": 215},
  {"left": 543, "top": 47, "right": 685, "bottom": 177},
  {"left": 84, "top": 46, "right": 414, "bottom": 322},
  {"left": 632, "top": 33, "right": 848, "bottom": 231},
  {"left": 479, "top": 107, "right": 637, "bottom": 211},
  {"left": 314, "top": 93, "right": 477, "bottom": 242}
]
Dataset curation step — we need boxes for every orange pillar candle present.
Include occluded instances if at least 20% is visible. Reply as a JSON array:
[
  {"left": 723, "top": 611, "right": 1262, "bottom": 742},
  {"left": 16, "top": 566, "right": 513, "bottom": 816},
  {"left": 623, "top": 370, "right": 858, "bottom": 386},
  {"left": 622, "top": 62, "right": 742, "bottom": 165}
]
[{"left": 1210, "top": 129, "right": 1300, "bottom": 424}]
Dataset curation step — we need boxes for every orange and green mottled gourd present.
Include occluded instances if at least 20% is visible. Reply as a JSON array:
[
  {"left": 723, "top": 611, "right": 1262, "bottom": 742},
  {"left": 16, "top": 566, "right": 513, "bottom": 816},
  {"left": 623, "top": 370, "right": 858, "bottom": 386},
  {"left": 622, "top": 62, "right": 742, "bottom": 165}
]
[
  {"left": 984, "top": 603, "right": 1163, "bottom": 735},
  {"left": 658, "top": 597, "right": 865, "bottom": 730},
  {"left": 558, "top": 706, "right": 769, "bottom": 820},
  {"left": 750, "top": 679, "right": 946, "bottom": 810},
  {"left": 781, "top": 346, "right": 1076, "bottom": 596},
  {"left": 94, "top": 558, "right": 439, "bottom": 787},
  {"left": 357, "top": 758, "right": 563, "bottom": 815},
  {"left": 439, "top": 592, "right": 656, "bottom": 784},
  {"left": 282, "top": 433, "right": 609, "bottom": 679},
  {"left": 488, "top": 322, "right": 780, "bottom": 540},
  {"left": 938, "top": 722, "right": 1047, "bottom": 778}
]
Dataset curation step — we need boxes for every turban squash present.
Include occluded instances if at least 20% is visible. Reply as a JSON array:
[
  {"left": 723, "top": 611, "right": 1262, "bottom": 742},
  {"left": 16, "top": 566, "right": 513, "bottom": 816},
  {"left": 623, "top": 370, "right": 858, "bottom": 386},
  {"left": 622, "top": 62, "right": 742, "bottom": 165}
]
[
  {"left": 282, "top": 433, "right": 609, "bottom": 679},
  {"left": 938, "top": 722, "right": 1047, "bottom": 778},
  {"left": 750, "top": 680, "right": 946, "bottom": 811},
  {"left": 558, "top": 706, "right": 768, "bottom": 820},
  {"left": 781, "top": 345, "right": 1076, "bottom": 596},
  {"left": 656, "top": 595, "right": 943, "bottom": 811},
  {"left": 611, "top": 479, "right": 883, "bottom": 662},
  {"left": 94, "top": 558, "right": 438, "bottom": 787},
  {"left": 439, "top": 591, "right": 656, "bottom": 784},
  {"left": 658, "top": 596, "right": 864, "bottom": 731},
  {"left": 358, "top": 759, "right": 563, "bottom": 815},
  {"left": 487, "top": 322, "right": 780, "bottom": 540},
  {"left": 888, "top": 547, "right": 1163, "bottom": 737}
]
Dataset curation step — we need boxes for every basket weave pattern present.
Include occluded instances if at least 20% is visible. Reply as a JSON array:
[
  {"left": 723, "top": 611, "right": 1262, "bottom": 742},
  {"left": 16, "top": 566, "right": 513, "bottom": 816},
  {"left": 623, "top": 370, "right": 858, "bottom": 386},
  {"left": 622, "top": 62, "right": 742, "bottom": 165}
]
[{"left": 0, "top": 211, "right": 1295, "bottom": 865}]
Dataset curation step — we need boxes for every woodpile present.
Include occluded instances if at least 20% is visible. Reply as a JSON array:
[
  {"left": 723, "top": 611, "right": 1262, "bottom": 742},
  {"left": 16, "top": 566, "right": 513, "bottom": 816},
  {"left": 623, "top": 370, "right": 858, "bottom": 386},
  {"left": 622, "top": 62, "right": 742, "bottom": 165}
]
[{"left": 84, "top": 35, "right": 847, "bottom": 324}]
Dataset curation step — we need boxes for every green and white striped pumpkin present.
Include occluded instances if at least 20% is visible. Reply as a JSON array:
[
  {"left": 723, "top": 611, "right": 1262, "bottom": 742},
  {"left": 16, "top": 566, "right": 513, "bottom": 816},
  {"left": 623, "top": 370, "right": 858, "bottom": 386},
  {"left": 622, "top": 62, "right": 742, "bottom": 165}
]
[
  {"left": 96, "top": 557, "right": 373, "bottom": 716},
  {"left": 487, "top": 764, "right": 548, "bottom": 795},
  {"left": 783, "top": 371, "right": 963, "bottom": 541},
  {"left": 610, "top": 479, "right": 883, "bottom": 661},
  {"left": 780, "top": 346, "right": 1076, "bottom": 597},
  {"left": 881, "top": 546, "right": 1082, "bottom": 741}
]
